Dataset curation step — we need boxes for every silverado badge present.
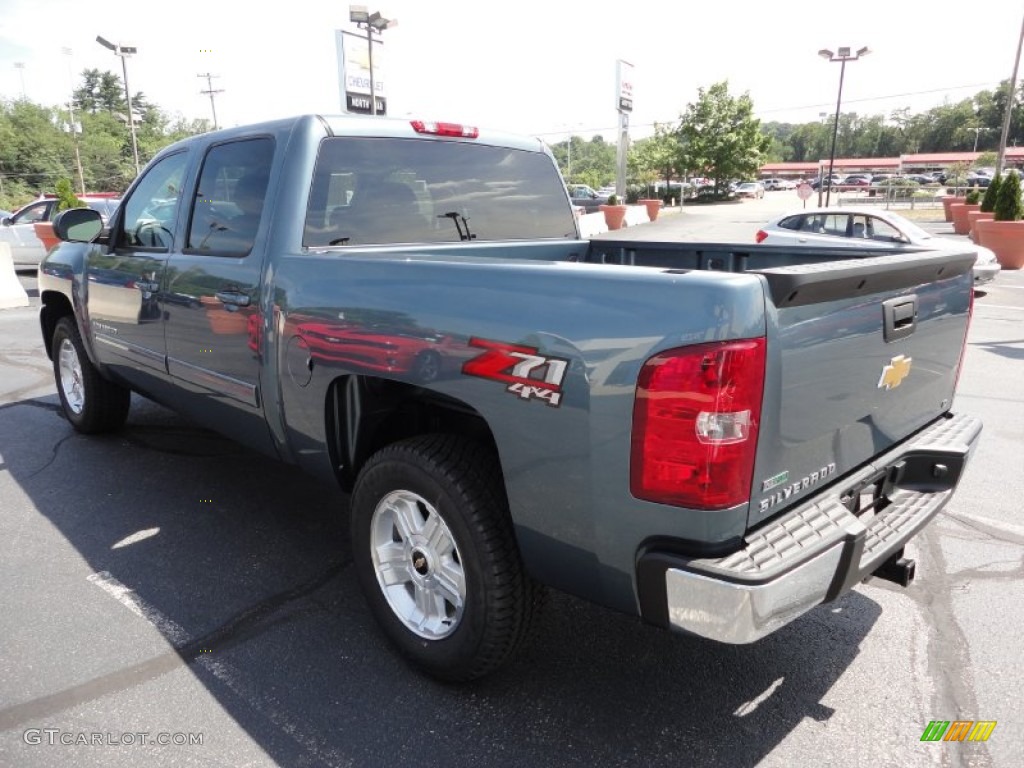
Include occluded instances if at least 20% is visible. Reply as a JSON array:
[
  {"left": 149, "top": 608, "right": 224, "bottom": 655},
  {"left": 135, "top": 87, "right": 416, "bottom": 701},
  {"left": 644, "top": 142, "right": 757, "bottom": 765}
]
[{"left": 878, "top": 354, "right": 912, "bottom": 391}]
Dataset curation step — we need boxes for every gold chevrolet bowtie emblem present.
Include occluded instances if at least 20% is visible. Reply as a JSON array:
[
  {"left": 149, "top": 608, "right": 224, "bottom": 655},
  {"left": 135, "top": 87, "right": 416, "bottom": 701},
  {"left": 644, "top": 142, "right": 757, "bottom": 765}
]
[{"left": 878, "top": 354, "right": 913, "bottom": 390}]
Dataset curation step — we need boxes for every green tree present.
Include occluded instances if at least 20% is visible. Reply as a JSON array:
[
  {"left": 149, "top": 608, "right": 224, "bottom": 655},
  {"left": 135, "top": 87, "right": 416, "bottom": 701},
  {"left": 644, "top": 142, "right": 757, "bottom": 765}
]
[
  {"left": 944, "top": 161, "right": 971, "bottom": 190},
  {"left": 0, "top": 100, "right": 68, "bottom": 196},
  {"left": 54, "top": 178, "right": 83, "bottom": 211},
  {"left": 676, "top": 81, "right": 770, "bottom": 193},
  {"left": 552, "top": 135, "right": 616, "bottom": 188},
  {"left": 629, "top": 123, "right": 683, "bottom": 197},
  {"left": 974, "top": 151, "right": 998, "bottom": 169}
]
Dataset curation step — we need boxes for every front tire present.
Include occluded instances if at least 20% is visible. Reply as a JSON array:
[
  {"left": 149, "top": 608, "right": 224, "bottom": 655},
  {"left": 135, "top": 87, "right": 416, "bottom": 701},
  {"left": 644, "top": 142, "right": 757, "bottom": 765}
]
[
  {"left": 52, "top": 317, "right": 130, "bottom": 433},
  {"left": 350, "top": 434, "right": 540, "bottom": 682}
]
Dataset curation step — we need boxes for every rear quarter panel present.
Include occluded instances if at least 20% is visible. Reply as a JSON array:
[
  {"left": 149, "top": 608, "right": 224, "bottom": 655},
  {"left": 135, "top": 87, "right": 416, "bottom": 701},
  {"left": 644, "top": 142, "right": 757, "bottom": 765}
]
[{"left": 269, "top": 252, "right": 767, "bottom": 613}]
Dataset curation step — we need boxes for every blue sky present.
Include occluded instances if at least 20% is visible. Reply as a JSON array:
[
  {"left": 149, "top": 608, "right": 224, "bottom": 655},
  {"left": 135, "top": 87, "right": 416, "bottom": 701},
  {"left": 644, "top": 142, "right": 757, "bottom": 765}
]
[{"left": 2, "top": 0, "right": 1023, "bottom": 141}]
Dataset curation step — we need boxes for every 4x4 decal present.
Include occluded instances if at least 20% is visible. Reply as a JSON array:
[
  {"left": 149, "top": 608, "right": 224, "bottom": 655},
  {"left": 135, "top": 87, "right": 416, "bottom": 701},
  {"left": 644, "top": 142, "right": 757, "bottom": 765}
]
[{"left": 461, "top": 337, "right": 569, "bottom": 407}]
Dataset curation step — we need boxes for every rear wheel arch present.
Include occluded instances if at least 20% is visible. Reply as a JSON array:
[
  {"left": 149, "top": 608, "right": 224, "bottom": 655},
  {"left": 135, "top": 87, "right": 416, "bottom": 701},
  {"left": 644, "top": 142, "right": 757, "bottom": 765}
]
[{"left": 325, "top": 374, "right": 502, "bottom": 494}]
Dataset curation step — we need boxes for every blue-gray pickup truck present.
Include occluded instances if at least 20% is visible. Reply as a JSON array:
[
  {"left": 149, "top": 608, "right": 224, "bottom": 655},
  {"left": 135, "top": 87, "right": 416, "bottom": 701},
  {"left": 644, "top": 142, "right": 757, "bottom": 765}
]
[{"left": 38, "top": 114, "right": 982, "bottom": 681}]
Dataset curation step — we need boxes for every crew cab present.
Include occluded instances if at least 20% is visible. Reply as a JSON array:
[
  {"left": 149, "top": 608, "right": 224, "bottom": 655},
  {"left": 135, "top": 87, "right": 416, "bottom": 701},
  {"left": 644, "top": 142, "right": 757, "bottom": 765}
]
[{"left": 38, "top": 114, "right": 981, "bottom": 682}]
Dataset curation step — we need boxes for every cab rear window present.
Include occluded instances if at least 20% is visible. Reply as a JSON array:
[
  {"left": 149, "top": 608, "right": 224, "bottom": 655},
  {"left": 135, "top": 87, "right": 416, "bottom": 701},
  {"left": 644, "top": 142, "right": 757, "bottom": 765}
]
[{"left": 303, "top": 137, "right": 577, "bottom": 247}]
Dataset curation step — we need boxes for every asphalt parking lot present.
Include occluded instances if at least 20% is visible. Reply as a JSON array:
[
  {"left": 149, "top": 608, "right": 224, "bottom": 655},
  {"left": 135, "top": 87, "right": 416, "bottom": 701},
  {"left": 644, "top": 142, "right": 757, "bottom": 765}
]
[{"left": 1, "top": 201, "right": 1022, "bottom": 767}]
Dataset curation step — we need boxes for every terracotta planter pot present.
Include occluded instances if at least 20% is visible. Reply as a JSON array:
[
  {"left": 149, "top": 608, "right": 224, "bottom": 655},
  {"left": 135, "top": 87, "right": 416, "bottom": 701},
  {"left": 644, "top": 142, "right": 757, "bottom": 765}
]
[
  {"left": 975, "top": 219, "right": 1024, "bottom": 269},
  {"left": 638, "top": 199, "right": 662, "bottom": 221},
  {"left": 599, "top": 204, "right": 628, "bottom": 231},
  {"left": 967, "top": 211, "right": 994, "bottom": 242},
  {"left": 941, "top": 195, "right": 965, "bottom": 223},
  {"left": 33, "top": 221, "right": 60, "bottom": 252},
  {"left": 950, "top": 203, "right": 979, "bottom": 235}
]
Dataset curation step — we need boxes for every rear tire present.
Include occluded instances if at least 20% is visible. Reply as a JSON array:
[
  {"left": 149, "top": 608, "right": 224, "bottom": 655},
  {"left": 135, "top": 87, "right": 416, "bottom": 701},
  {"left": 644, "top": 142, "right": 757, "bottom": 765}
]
[
  {"left": 350, "top": 434, "right": 540, "bottom": 682},
  {"left": 52, "top": 316, "right": 130, "bottom": 434}
]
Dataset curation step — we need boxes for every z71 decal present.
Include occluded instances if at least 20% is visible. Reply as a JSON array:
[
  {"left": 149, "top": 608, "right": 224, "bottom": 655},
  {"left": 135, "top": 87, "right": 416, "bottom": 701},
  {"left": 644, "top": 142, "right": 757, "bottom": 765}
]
[{"left": 461, "top": 337, "right": 569, "bottom": 407}]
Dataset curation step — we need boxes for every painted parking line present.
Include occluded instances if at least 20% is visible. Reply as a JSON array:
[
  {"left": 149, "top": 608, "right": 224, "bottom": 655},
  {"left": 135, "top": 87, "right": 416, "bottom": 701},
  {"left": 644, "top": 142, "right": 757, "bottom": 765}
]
[{"left": 87, "top": 571, "right": 349, "bottom": 767}]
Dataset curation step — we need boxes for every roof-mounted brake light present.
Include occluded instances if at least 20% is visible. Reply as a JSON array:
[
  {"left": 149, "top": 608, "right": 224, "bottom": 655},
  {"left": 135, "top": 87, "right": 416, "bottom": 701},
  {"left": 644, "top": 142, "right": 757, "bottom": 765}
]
[{"left": 410, "top": 120, "right": 479, "bottom": 139}]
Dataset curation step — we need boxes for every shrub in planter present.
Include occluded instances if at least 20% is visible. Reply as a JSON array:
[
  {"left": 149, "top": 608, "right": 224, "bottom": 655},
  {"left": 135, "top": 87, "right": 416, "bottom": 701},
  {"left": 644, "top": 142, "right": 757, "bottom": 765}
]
[
  {"left": 599, "top": 194, "right": 627, "bottom": 230},
  {"left": 994, "top": 171, "right": 1023, "bottom": 221},
  {"left": 976, "top": 171, "right": 1024, "bottom": 269},
  {"left": 979, "top": 174, "right": 1001, "bottom": 213},
  {"left": 965, "top": 189, "right": 981, "bottom": 205}
]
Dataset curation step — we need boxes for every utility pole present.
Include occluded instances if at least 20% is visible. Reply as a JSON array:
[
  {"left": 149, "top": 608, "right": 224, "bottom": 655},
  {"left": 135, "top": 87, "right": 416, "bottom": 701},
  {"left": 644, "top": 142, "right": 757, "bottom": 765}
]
[
  {"left": 996, "top": 12, "right": 1024, "bottom": 176},
  {"left": 198, "top": 73, "right": 223, "bottom": 130},
  {"left": 62, "top": 48, "right": 87, "bottom": 196}
]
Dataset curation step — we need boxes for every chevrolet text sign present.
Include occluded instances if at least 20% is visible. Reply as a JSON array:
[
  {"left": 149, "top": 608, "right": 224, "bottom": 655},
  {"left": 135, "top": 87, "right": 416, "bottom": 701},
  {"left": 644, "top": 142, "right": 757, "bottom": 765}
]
[{"left": 336, "top": 30, "right": 387, "bottom": 116}]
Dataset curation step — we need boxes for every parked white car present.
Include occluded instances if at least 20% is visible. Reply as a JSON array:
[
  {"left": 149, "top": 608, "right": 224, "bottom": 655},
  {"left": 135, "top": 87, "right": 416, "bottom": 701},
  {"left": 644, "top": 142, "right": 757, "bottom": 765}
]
[
  {"left": 735, "top": 182, "right": 765, "bottom": 199},
  {"left": 756, "top": 206, "right": 1000, "bottom": 285},
  {"left": 762, "top": 178, "right": 796, "bottom": 191},
  {"left": 1, "top": 196, "right": 120, "bottom": 268}
]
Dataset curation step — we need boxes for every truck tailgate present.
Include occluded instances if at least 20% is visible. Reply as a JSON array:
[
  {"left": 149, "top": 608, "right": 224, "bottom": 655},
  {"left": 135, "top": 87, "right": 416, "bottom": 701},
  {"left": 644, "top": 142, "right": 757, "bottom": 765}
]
[{"left": 747, "top": 250, "right": 975, "bottom": 526}]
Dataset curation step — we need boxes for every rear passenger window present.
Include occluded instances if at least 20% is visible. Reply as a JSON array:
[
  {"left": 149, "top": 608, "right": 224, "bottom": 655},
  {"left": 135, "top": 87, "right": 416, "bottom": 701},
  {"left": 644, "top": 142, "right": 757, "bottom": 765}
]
[
  {"left": 186, "top": 137, "right": 274, "bottom": 256},
  {"left": 778, "top": 216, "right": 803, "bottom": 230},
  {"left": 820, "top": 214, "right": 849, "bottom": 236}
]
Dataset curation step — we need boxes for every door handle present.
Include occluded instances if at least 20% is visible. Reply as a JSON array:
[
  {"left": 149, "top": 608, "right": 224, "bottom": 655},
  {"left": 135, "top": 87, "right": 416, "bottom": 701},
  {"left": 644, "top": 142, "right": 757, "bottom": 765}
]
[{"left": 215, "top": 291, "right": 251, "bottom": 307}]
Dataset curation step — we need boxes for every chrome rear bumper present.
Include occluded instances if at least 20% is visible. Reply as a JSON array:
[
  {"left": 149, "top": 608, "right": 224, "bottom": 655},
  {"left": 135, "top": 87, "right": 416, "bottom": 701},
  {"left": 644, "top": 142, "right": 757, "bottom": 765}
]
[{"left": 638, "top": 412, "right": 982, "bottom": 643}]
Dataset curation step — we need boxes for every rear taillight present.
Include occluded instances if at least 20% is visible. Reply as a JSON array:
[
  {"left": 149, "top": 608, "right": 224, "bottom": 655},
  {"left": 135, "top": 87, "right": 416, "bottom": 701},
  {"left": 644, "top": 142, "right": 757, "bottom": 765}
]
[
  {"left": 630, "top": 338, "right": 766, "bottom": 510},
  {"left": 755, "top": 230, "right": 768, "bottom": 243},
  {"left": 410, "top": 120, "right": 479, "bottom": 138}
]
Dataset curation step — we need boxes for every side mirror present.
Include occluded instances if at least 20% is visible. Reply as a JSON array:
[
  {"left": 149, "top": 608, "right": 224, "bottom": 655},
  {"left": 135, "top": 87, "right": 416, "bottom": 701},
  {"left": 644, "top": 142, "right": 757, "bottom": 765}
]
[
  {"left": 1, "top": 217, "right": 11, "bottom": 226},
  {"left": 53, "top": 207, "right": 104, "bottom": 243}
]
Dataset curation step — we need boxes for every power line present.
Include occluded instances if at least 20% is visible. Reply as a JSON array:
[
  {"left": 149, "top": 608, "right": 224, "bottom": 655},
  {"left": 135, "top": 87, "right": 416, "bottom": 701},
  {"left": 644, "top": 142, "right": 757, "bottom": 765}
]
[
  {"left": 532, "top": 80, "right": 1008, "bottom": 138},
  {"left": 754, "top": 81, "right": 1005, "bottom": 116}
]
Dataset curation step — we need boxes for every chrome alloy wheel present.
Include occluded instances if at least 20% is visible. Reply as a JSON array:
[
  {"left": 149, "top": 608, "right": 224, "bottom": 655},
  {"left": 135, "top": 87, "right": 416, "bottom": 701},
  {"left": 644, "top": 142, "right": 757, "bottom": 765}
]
[
  {"left": 58, "top": 338, "right": 85, "bottom": 414},
  {"left": 370, "top": 490, "right": 466, "bottom": 639}
]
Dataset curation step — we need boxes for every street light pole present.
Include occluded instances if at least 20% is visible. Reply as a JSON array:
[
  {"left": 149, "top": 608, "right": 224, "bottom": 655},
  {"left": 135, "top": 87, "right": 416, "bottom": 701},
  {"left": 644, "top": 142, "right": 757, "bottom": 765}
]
[
  {"left": 818, "top": 46, "right": 870, "bottom": 208},
  {"left": 96, "top": 35, "right": 140, "bottom": 176}
]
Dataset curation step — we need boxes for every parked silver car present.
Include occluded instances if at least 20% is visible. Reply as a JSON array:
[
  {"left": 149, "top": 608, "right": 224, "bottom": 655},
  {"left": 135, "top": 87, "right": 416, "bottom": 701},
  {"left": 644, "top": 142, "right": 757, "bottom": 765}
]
[
  {"left": 756, "top": 206, "right": 1000, "bottom": 285},
  {"left": 1, "top": 196, "right": 120, "bottom": 268}
]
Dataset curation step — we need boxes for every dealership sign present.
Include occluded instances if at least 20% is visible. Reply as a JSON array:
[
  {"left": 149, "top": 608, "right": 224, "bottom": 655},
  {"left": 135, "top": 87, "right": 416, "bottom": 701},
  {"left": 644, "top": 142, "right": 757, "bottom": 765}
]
[
  {"left": 616, "top": 60, "right": 633, "bottom": 113},
  {"left": 336, "top": 30, "right": 387, "bottom": 115}
]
